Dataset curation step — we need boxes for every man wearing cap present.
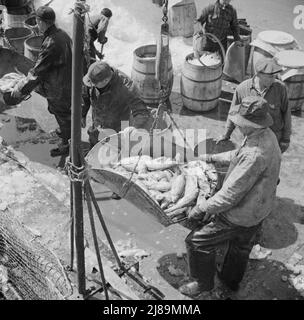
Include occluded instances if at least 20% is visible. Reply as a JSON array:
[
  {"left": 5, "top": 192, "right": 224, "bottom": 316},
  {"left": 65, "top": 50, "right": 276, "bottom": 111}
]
[
  {"left": 179, "top": 96, "right": 281, "bottom": 298},
  {"left": 11, "top": 6, "right": 72, "bottom": 158},
  {"left": 82, "top": 61, "right": 150, "bottom": 147},
  {"left": 81, "top": 7, "right": 113, "bottom": 129},
  {"left": 194, "top": 0, "right": 243, "bottom": 55},
  {"left": 86, "top": 7, "right": 112, "bottom": 63},
  {"left": 218, "top": 57, "right": 291, "bottom": 153}
]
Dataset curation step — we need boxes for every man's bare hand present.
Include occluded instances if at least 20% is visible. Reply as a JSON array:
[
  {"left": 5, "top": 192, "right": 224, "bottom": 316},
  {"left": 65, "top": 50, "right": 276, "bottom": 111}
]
[{"left": 216, "top": 134, "right": 229, "bottom": 144}]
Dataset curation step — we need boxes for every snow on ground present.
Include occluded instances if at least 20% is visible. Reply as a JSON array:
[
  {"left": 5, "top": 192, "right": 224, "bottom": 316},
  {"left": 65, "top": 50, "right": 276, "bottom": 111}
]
[
  {"left": 33, "top": 0, "right": 303, "bottom": 89},
  {"left": 0, "top": 163, "right": 35, "bottom": 206}
]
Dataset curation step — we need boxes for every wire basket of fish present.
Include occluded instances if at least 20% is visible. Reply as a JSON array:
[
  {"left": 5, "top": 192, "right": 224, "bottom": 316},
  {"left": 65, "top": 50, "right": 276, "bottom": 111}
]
[{"left": 86, "top": 128, "right": 218, "bottom": 227}]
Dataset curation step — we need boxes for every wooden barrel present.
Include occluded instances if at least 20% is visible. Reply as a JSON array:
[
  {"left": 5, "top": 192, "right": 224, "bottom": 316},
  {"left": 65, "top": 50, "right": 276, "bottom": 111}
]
[
  {"left": 24, "top": 35, "right": 43, "bottom": 62},
  {"left": 275, "top": 50, "right": 304, "bottom": 111},
  {"left": 181, "top": 53, "right": 222, "bottom": 112},
  {"left": 168, "top": 0, "right": 197, "bottom": 38},
  {"left": 285, "top": 75, "right": 304, "bottom": 111},
  {"left": 4, "top": 27, "right": 33, "bottom": 54},
  {"left": 249, "top": 30, "right": 298, "bottom": 75},
  {"left": 131, "top": 44, "right": 173, "bottom": 105}
]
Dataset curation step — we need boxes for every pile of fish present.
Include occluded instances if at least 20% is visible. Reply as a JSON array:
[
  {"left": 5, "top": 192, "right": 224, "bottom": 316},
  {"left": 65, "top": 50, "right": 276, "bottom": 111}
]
[
  {"left": 188, "top": 52, "right": 221, "bottom": 67},
  {"left": 106, "top": 155, "right": 218, "bottom": 221}
]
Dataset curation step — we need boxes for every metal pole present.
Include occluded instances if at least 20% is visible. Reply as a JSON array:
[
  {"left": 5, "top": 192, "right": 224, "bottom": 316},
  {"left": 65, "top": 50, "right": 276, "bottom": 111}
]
[
  {"left": 70, "top": 181, "right": 75, "bottom": 271},
  {"left": 71, "top": 0, "right": 86, "bottom": 295},
  {"left": 87, "top": 182, "right": 123, "bottom": 269},
  {"left": 84, "top": 182, "right": 109, "bottom": 300}
]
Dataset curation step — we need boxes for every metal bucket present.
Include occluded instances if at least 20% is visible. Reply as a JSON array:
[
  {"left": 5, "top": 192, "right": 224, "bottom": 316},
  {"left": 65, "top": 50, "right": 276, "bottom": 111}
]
[
  {"left": 4, "top": 27, "right": 33, "bottom": 54},
  {"left": 24, "top": 16, "right": 39, "bottom": 35},
  {"left": 131, "top": 44, "right": 173, "bottom": 106},
  {"left": 24, "top": 35, "right": 43, "bottom": 62}
]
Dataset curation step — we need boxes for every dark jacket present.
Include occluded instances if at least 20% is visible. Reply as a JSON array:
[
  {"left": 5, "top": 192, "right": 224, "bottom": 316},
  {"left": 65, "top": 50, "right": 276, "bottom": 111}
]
[
  {"left": 21, "top": 25, "right": 72, "bottom": 116},
  {"left": 86, "top": 68, "right": 150, "bottom": 132},
  {"left": 197, "top": 1, "right": 240, "bottom": 44}
]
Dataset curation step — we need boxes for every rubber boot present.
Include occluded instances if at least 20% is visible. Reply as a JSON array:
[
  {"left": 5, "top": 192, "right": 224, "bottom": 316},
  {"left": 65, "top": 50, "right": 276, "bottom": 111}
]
[{"left": 179, "top": 246, "right": 216, "bottom": 297}]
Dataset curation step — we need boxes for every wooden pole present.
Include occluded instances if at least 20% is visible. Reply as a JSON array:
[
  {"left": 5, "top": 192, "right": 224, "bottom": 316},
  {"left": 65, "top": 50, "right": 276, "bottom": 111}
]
[{"left": 71, "top": 0, "right": 86, "bottom": 295}]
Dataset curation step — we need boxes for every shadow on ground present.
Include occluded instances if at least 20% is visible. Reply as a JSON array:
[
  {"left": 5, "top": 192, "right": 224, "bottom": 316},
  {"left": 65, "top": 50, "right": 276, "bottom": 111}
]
[
  {"left": 260, "top": 197, "right": 304, "bottom": 250},
  {"left": 157, "top": 252, "right": 304, "bottom": 300},
  {"left": 170, "top": 91, "right": 231, "bottom": 122}
]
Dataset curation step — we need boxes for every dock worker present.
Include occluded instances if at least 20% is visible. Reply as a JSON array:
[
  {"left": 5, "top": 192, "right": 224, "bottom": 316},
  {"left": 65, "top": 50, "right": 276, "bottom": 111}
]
[
  {"left": 195, "top": 0, "right": 243, "bottom": 54},
  {"left": 179, "top": 96, "right": 281, "bottom": 298},
  {"left": 11, "top": 6, "right": 72, "bottom": 158},
  {"left": 217, "top": 57, "right": 292, "bottom": 154},
  {"left": 82, "top": 61, "right": 151, "bottom": 200},
  {"left": 82, "top": 60, "right": 151, "bottom": 148},
  {"left": 81, "top": 7, "right": 113, "bottom": 129},
  {"left": 87, "top": 7, "right": 112, "bottom": 63}
]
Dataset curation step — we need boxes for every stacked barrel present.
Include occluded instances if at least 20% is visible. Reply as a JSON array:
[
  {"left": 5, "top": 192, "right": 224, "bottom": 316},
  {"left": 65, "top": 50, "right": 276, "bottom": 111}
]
[{"left": 249, "top": 30, "right": 304, "bottom": 111}]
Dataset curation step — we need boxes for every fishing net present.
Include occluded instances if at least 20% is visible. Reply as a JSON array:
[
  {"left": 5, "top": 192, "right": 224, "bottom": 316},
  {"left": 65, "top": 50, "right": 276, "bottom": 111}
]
[{"left": 0, "top": 209, "right": 72, "bottom": 300}]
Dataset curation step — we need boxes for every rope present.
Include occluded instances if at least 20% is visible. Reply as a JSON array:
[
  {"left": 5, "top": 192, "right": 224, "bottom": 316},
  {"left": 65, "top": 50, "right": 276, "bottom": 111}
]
[
  {"left": 162, "top": 0, "right": 169, "bottom": 23},
  {"left": 65, "top": 159, "right": 89, "bottom": 184}
]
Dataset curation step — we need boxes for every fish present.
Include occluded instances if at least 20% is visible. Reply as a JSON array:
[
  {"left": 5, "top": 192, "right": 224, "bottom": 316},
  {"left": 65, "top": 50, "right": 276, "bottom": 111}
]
[
  {"left": 165, "top": 175, "right": 199, "bottom": 213},
  {"left": 145, "top": 157, "right": 179, "bottom": 171},
  {"left": 148, "top": 181, "right": 172, "bottom": 193},
  {"left": 161, "top": 174, "right": 186, "bottom": 209},
  {"left": 120, "top": 155, "right": 151, "bottom": 173}
]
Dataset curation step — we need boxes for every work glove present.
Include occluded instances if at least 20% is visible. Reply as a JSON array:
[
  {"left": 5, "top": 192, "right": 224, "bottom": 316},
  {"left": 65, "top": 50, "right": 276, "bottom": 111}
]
[
  {"left": 99, "top": 36, "right": 108, "bottom": 45},
  {"left": 279, "top": 141, "right": 290, "bottom": 153}
]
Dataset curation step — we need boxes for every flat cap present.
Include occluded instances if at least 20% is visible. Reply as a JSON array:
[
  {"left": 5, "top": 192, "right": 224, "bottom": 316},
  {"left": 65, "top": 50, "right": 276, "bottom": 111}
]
[
  {"left": 83, "top": 61, "right": 113, "bottom": 87},
  {"left": 35, "top": 6, "right": 56, "bottom": 22},
  {"left": 255, "top": 57, "right": 282, "bottom": 75},
  {"left": 229, "top": 96, "right": 273, "bottom": 128}
]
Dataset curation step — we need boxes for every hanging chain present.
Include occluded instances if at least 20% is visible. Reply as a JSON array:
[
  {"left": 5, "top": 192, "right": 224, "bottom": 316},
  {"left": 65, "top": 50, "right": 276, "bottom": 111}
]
[{"left": 162, "top": 0, "right": 169, "bottom": 23}]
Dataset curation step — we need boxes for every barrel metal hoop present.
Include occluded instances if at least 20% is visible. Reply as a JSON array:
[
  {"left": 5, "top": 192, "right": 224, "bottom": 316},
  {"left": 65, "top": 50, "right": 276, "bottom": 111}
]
[
  {"left": 132, "top": 66, "right": 173, "bottom": 76},
  {"left": 181, "top": 73, "right": 223, "bottom": 84},
  {"left": 181, "top": 93, "right": 221, "bottom": 102},
  {"left": 285, "top": 79, "right": 304, "bottom": 84},
  {"left": 289, "top": 96, "right": 304, "bottom": 101}
]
